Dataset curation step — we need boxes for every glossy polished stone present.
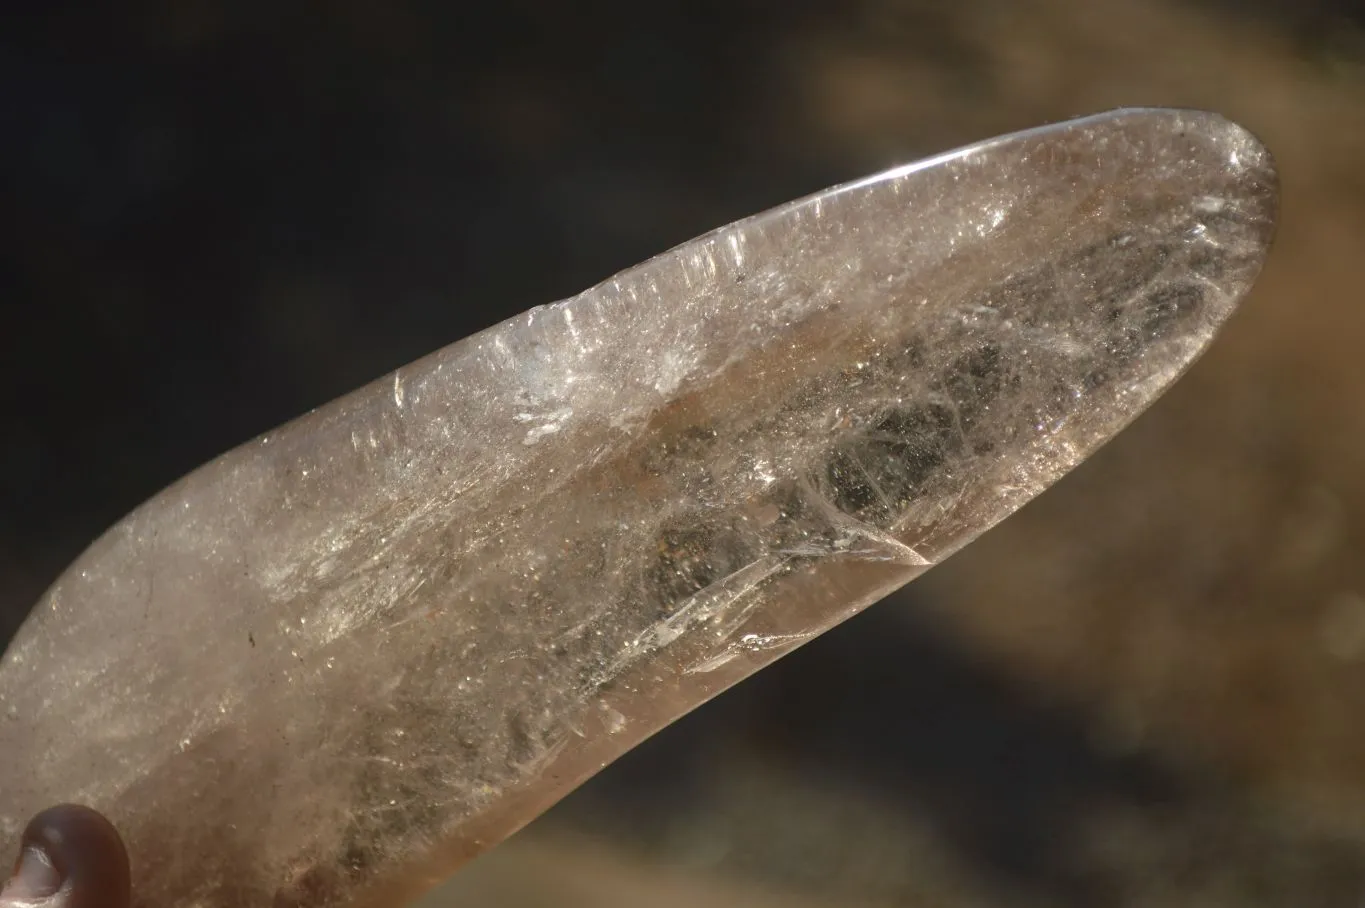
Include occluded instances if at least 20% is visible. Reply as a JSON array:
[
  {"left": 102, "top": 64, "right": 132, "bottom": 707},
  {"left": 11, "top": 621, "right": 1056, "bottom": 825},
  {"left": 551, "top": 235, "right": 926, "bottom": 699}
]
[{"left": 0, "top": 109, "right": 1277, "bottom": 908}]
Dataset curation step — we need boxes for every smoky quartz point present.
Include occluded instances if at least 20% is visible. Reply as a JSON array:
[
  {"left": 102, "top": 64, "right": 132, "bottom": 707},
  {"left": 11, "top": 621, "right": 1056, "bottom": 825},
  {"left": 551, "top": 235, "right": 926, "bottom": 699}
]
[{"left": 0, "top": 109, "right": 1277, "bottom": 907}]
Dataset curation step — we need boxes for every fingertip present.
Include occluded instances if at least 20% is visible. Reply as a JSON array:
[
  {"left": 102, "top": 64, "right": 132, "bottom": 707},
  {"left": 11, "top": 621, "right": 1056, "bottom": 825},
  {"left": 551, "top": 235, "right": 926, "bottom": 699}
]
[{"left": 2, "top": 805, "right": 129, "bottom": 908}]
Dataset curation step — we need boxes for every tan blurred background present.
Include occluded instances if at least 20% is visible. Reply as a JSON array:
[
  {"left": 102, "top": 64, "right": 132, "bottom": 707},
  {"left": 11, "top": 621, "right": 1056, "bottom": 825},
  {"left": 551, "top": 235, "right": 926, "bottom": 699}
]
[{"left": 5, "top": 0, "right": 1365, "bottom": 905}]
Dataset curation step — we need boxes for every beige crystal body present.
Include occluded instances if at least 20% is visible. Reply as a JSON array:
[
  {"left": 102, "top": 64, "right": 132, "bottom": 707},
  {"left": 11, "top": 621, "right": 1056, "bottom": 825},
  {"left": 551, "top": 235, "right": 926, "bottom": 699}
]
[{"left": 0, "top": 109, "right": 1276, "bottom": 907}]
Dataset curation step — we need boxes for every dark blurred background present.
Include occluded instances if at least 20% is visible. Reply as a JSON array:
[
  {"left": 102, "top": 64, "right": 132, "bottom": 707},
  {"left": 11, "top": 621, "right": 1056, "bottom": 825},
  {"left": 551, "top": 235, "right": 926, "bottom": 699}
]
[{"left": 6, "top": 2, "right": 1365, "bottom": 905}]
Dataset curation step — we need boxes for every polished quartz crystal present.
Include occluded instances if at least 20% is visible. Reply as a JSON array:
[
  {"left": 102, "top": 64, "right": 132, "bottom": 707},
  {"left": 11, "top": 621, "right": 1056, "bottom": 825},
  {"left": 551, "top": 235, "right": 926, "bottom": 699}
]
[{"left": 0, "top": 109, "right": 1277, "bottom": 908}]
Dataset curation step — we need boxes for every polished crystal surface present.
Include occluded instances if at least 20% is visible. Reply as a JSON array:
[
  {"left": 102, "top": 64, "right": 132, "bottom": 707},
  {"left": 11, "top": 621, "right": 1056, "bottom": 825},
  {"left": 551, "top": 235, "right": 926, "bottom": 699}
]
[{"left": 0, "top": 109, "right": 1276, "bottom": 908}]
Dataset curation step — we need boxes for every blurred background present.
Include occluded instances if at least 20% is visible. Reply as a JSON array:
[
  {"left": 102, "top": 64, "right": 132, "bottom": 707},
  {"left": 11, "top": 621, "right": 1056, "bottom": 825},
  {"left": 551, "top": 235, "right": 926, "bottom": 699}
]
[{"left": 4, "top": 1, "right": 1365, "bottom": 905}]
